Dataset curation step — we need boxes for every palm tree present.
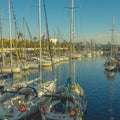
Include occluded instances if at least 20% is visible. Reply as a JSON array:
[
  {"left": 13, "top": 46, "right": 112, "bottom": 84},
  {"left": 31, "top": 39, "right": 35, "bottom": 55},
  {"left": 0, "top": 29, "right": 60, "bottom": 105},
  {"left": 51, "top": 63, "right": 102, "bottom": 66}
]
[{"left": 18, "top": 32, "right": 23, "bottom": 40}]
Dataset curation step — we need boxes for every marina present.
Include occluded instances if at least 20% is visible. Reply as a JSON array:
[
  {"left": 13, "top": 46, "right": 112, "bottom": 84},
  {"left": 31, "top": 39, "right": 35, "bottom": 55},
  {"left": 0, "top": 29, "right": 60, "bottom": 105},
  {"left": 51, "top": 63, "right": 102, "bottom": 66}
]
[
  {"left": 0, "top": 0, "right": 120, "bottom": 120},
  {"left": 1, "top": 55, "right": 120, "bottom": 120}
]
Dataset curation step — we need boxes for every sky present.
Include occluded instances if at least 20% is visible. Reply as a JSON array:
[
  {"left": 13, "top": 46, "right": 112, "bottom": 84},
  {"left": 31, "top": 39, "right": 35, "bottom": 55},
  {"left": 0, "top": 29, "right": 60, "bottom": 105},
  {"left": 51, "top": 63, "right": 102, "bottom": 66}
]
[{"left": 0, "top": 0, "right": 120, "bottom": 44}]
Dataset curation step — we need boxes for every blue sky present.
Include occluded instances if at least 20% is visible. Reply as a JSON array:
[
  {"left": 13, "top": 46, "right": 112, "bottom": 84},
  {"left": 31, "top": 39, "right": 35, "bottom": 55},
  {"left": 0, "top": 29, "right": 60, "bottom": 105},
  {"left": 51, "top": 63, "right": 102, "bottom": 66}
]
[{"left": 0, "top": 0, "right": 120, "bottom": 44}]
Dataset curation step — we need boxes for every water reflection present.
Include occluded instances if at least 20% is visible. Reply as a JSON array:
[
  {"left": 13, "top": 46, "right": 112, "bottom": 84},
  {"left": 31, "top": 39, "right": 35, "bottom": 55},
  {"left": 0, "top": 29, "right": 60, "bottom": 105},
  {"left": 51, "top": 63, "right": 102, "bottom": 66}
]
[
  {"left": 104, "top": 70, "right": 115, "bottom": 120},
  {"left": 13, "top": 71, "right": 29, "bottom": 79},
  {"left": 104, "top": 70, "right": 116, "bottom": 80},
  {"left": 109, "top": 77, "right": 115, "bottom": 120}
]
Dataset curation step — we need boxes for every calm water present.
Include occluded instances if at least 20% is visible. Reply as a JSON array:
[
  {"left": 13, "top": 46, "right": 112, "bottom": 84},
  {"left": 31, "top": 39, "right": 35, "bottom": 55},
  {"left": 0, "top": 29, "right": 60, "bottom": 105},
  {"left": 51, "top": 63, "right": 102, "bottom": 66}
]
[{"left": 12, "top": 56, "right": 120, "bottom": 120}]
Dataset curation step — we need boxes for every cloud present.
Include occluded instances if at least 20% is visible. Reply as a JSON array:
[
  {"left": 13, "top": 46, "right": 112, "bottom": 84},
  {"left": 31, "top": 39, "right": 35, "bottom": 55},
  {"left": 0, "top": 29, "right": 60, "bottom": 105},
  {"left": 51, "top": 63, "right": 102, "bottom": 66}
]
[{"left": 86, "top": 32, "right": 120, "bottom": 44}]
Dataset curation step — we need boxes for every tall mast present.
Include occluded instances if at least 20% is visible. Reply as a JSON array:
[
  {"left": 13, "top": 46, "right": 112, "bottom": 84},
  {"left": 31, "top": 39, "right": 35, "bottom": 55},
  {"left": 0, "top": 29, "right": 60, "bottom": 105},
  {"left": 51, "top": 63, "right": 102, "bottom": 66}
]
[
  {"left": 8, "top": 0, "right": 12, "bottom": 70},
  {"left": 22, "top": 17, "right": 27, "bottom": 65},
  {"left": 111, "top": 16, "right": 114, "bottom": 57},
  {"left": 38, "top": 0, "right": 42, "bottom": 85},
  {"left": 70, "top": 0, "right": 75, "bottom": 83},
  {"left": 43, "top": 0, "right": 55, "bottom": 79},
  {"left": 0, "top": 15, "right": 4, "bottom": 66},
  {"left": 70, "top": 0, "right": 74, "bottom": 58},
  {"left": 71, "top": 0, "right": 74, "bottom": 52}
]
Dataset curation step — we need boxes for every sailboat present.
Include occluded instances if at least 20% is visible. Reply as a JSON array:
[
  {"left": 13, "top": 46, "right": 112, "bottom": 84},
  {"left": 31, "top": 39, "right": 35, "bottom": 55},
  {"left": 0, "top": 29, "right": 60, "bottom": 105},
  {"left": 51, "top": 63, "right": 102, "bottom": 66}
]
[
  {"left": 0, "top": 18, "right": 13, "bottom": 78},
  {"left": 0, "top": 0, "right": 21, "bottom": 73},
  {"left": 0, "top": 0, "right": 23, "bottom": 106},
  {"left": 0, "top": 1, "right": 16, "bottom": 99},
  {"left": 0, "top": 0, "right": 56, "bottom": 119},
  {"left": 104, "top": 17, "right": 117, "bottom": 72},
  {"left": 0, "top": 11, "right": 11, "bottom": 73},
  {"left": 39, "top": 0, "right": 87, "bottom": 120}
]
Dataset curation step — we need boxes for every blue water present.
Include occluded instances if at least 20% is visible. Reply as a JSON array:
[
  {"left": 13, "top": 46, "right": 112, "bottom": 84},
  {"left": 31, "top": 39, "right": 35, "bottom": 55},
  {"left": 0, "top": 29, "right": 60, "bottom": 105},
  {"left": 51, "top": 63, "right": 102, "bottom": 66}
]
[{"left": 13, "top": 56, "right": 120, "bottom": 120}]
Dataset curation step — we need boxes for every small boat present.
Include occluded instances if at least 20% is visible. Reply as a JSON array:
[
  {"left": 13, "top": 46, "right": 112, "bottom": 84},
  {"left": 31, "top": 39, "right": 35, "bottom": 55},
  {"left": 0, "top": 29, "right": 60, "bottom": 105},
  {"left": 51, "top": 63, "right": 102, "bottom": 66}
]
[
  {"left": 104, "top": 59, "right": 117, "bottom": 72},
  {"left": 104, "top": 17, "right": 117, "bottom": 72},
  {"left": 39, "top": 78, "right": 87, "bottom": 120}
]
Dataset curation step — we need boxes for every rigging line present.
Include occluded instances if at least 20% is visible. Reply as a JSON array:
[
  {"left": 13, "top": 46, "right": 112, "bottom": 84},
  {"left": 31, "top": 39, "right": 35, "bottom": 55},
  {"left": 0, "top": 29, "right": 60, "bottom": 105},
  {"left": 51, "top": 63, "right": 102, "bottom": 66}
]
[
  {"left": 10, "top": 0, "right": 19, "bottom": 39},
  {"left": 42, "top": 0, "right": 55, "bottom": 79},
  {"left": 23, "top": 17, "right": 38, "bottom": 56},
  {"left": 10, "top": 0, "right": 22, "bottom": 61}
]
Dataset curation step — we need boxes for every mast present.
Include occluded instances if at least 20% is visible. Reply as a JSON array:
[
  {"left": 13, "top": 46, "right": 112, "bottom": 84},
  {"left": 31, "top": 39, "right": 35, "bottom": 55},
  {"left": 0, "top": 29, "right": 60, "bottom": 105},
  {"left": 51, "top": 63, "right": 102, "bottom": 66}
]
[
  {"left": 43, "top": 0, "right": 55, "bottom": 79},
  {"left": 71, "top": 0, "right": 74, "bottom": 52},
  {"left": 38, "top": 0, "right": 42, "bottom": 85},
  {"left": 22, "top": 17, "right": 27, "bottom": 71},
  {"left": 111, "top": 16, "right": 114, "bottom": 57},
  {"left": 0, "top": 16, "right": 4, "bottom": 66},
  {"left": 8, "top": 0, "right": 12, "bottom": 70},
  {"left": 70, "top": 0, "right": 75, "bottom": 83},
  {"left": 11, "top": 0, "right": 20, "bottom": 62}
]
